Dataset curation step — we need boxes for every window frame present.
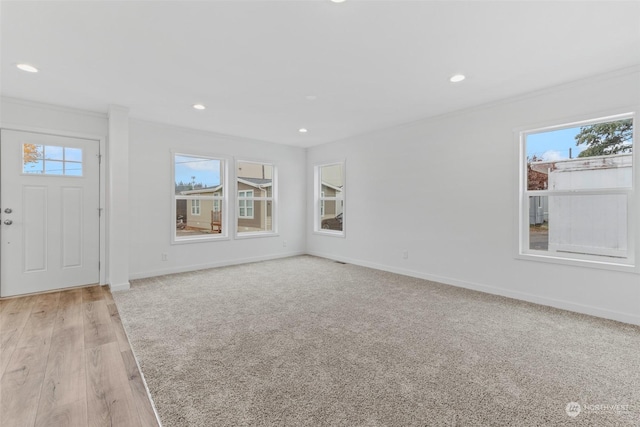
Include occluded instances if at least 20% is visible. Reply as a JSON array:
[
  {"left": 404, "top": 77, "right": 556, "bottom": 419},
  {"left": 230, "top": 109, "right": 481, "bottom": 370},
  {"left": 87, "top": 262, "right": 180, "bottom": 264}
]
[
  {"left": 171, "top": 151, "right": 229, "bottom": 244},
  {"left": 314, "top": 161, "right": 346, "bottom": 237},
  {"left": 516, "top": 112, "right": 638, "bottom": 272},
  {"left": 235, "top": 159, "right": 278, "bottom": 239}
]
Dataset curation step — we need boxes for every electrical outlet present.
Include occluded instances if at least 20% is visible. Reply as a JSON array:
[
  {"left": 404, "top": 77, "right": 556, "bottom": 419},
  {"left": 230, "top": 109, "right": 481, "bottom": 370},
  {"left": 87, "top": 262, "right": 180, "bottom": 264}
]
[
  {"left": 402, "top": 250, "right": 408, "bottom": 259},
  {"left": 282, "top": 240, "right": 287, "bottom": 247},
  {"left": 161, "top": 253, "right": 168, "bottom": 261}
]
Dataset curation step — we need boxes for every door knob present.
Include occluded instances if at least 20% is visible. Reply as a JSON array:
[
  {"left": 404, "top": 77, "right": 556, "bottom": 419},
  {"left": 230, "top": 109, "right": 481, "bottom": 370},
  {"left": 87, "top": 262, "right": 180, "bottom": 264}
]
[{"left": 4, "top": 220, "right": 12, "bottom": 225}]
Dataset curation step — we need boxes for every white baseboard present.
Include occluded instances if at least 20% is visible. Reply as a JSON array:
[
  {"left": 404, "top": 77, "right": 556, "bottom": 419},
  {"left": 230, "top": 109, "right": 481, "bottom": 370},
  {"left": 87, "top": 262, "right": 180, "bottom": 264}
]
[
  {"left": 109, "top": 281, "right": 131, "bottom": 292},
  {"left": 128, "top": 251, "right": 306, "bottom": 281},
  {"left": 307, "top": 251, "right": 640, "bottom": 326}
]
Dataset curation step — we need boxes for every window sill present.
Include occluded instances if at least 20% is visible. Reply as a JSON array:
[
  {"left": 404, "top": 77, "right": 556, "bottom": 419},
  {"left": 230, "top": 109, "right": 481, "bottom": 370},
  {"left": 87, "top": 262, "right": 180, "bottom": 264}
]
[
  {"left": 235, "top": 231, "right": 279, "bottom": 240},
  {"left": 171, "top": 234, "right": 230, "bottom": 245},
  {"left": 313, "top": 230, "right": 346, "bottom": 238},
  {"left": 516, "top": 251, "right": 638, "bottom": 273}
]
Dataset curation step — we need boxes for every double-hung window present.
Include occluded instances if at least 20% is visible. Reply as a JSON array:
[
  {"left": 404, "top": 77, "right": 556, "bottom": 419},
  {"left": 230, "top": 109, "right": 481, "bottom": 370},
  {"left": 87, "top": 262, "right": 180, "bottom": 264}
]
[
  {"left": 519, "top": 114, "right": 635, "bottom": 268},
  {"left": 315, "top": 162, "right": 345, "bottom": 235},
  {"left": 173, "top": 153, "right": 226, "bottom": 242},
  {"left": 237, "top": 161, "right": 276, "bottom": 235}
]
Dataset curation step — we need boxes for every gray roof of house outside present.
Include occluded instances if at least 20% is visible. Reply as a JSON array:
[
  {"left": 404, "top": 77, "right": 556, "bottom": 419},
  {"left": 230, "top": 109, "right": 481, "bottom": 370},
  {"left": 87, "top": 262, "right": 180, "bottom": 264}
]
[
  {"left": 239, "top": 177, "right": 272, "bottom": 186},
  {"left": 179, "top": 185, "right": 223, "bottom": 195},
  {"left": 178, "top": 178, "right": 272, "bottom": 195}
]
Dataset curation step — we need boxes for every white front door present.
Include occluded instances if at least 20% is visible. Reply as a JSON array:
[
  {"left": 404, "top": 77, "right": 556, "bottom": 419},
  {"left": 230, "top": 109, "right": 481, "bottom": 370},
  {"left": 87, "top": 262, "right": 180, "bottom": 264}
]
[{"left": 1, "top": 130, "right": 100, "bottom": 297}]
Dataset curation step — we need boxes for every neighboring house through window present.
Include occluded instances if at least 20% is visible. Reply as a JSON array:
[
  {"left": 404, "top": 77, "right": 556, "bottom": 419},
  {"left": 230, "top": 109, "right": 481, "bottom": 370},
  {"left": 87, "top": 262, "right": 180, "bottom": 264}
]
[
  {"left": 237, "top": 160, "right": 276, "bottom": 235},
  {"left": 213, "top": 192, "right": 221, "bottom": 212},
  {"left": 238, "top": 190, "right": 254, "bottom": 218},
  {"left": 173, "top": 153, "right": 226, "bottom": 242},
  {"left": 519, "top": 113, "right": 635, "bottom": 269},
  {"left": 315, "top": 162, "right": 345, "bottom": 235},
  {"left": 191, "top": 199, "right": 201, "bottom": 215}
]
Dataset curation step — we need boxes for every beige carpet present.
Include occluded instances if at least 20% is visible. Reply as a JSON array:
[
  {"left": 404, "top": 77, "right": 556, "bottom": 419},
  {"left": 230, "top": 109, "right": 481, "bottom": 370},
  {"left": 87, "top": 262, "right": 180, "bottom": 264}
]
[{"left": 113, "top": 256, "right": 640, "bottom": 426}]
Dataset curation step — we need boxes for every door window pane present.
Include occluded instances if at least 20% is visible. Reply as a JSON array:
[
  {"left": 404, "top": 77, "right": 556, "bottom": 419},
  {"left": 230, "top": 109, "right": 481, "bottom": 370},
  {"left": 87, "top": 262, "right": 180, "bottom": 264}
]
[
  {"left": 65, "top": 148, "right": 83, "bottom": 162},
  {"left": 44, "top": 145, "right": 64, "bottom": 161},
  {"left": 45, "top": 160, "right": 65, "bottom": 175},
  {"left": 22, "top": 144, "right": 84, "bottom": 176}
]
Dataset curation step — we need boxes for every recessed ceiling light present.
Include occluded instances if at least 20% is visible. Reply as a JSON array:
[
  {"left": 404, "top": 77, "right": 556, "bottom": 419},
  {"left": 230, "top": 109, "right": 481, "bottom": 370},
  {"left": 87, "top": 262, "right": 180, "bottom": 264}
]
[
  {"left": 17, "top": 63, "right": 39, "bottom": 73},
  {"left": 193, "top": 104, "right": 206, "bottom": 110},
  {"left": 305, "top": 95, "right": 317, "bottom": 101},
  {"left": 331, "top": 0, "right": 346, "bottom": 3},
  {"left": 450, "top": 74, "right": 466, "bottom": 83},
  {"left": 299, "top": 128, "right": 308, "bottom": 133}
]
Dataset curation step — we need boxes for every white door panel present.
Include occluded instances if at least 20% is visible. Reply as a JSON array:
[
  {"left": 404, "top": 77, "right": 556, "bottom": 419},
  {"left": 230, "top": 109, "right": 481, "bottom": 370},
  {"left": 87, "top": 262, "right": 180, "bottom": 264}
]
[
  {"left": 62, "top": 186, "right": 84, "bottom": 268},
  {"left": 23, "top": 185, "right": 48, "bottom": 272},
  {"left": 1, "top": 129, "right": 100, "bottom": 297}
]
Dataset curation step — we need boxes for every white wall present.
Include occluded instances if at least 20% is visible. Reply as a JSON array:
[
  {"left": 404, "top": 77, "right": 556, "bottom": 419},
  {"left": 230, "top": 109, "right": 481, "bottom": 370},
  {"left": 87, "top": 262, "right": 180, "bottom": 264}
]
[
  {"left": 0, "top": 98, "right": 306, "bottom": 285},
  {"left": 306, "top": 68, "right": 640, "bottom": 325},
  {"left": 128, "top": 120, "right": 306, "bottom": 279},
  {"left": 1, "top": 97, "right": 108, "bottom": 136}
]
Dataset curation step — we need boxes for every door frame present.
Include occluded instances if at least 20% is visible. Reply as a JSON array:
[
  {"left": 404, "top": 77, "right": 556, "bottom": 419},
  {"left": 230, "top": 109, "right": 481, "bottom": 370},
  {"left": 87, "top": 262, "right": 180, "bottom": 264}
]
[{"left": 0, "top": 124, "right": 107, "bottom": 289}]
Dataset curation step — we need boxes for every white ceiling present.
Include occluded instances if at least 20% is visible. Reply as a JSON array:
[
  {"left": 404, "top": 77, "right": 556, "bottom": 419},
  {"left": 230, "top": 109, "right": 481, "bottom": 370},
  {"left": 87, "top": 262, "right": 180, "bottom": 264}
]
[{"left": 2, "top": 1, "right": 640, "bottom": 147}]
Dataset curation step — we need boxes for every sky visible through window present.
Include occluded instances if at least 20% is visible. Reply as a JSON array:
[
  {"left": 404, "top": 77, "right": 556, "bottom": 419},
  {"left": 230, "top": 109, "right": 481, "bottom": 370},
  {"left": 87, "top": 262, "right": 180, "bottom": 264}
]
[
  {"left": 527, "top": 127, "right": 583, "bottom": 161},
  {"left": 175, "top": 155, "right": 221, "bottom": 188},
  {"left": 23, "top": 144, "right": 83, "bottom": 176}
]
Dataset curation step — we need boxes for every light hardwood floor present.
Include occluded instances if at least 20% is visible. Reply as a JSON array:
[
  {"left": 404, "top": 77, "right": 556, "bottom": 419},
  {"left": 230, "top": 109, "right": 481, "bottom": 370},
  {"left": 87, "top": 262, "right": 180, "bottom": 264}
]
[{"left": 0, "top": 286, "right": 160, "bottom": 427}]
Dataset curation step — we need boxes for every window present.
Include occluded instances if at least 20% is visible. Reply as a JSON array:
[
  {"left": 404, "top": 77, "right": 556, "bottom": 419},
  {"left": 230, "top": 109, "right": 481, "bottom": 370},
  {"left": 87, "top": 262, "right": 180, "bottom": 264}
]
[
  {"left": 315, "top": 162, "right": 345, "bottom": 235},
  {"left": 191, "top": 199, "right": 201, "bottom": 216},
  {"left": 22, "top": 143, "right": 83, "bottom": 176},
  {"left": 238, "top": 190, "right": 254, "bottom": 218},
  {"left": 520, "top": 114, "right": 635, "bottom": 267},
  {"left": 173, "top": 153, "right": 226, "bottom": 242},
  {"left": 237, "top": 161, "right": 276, "bottom": 235}
]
